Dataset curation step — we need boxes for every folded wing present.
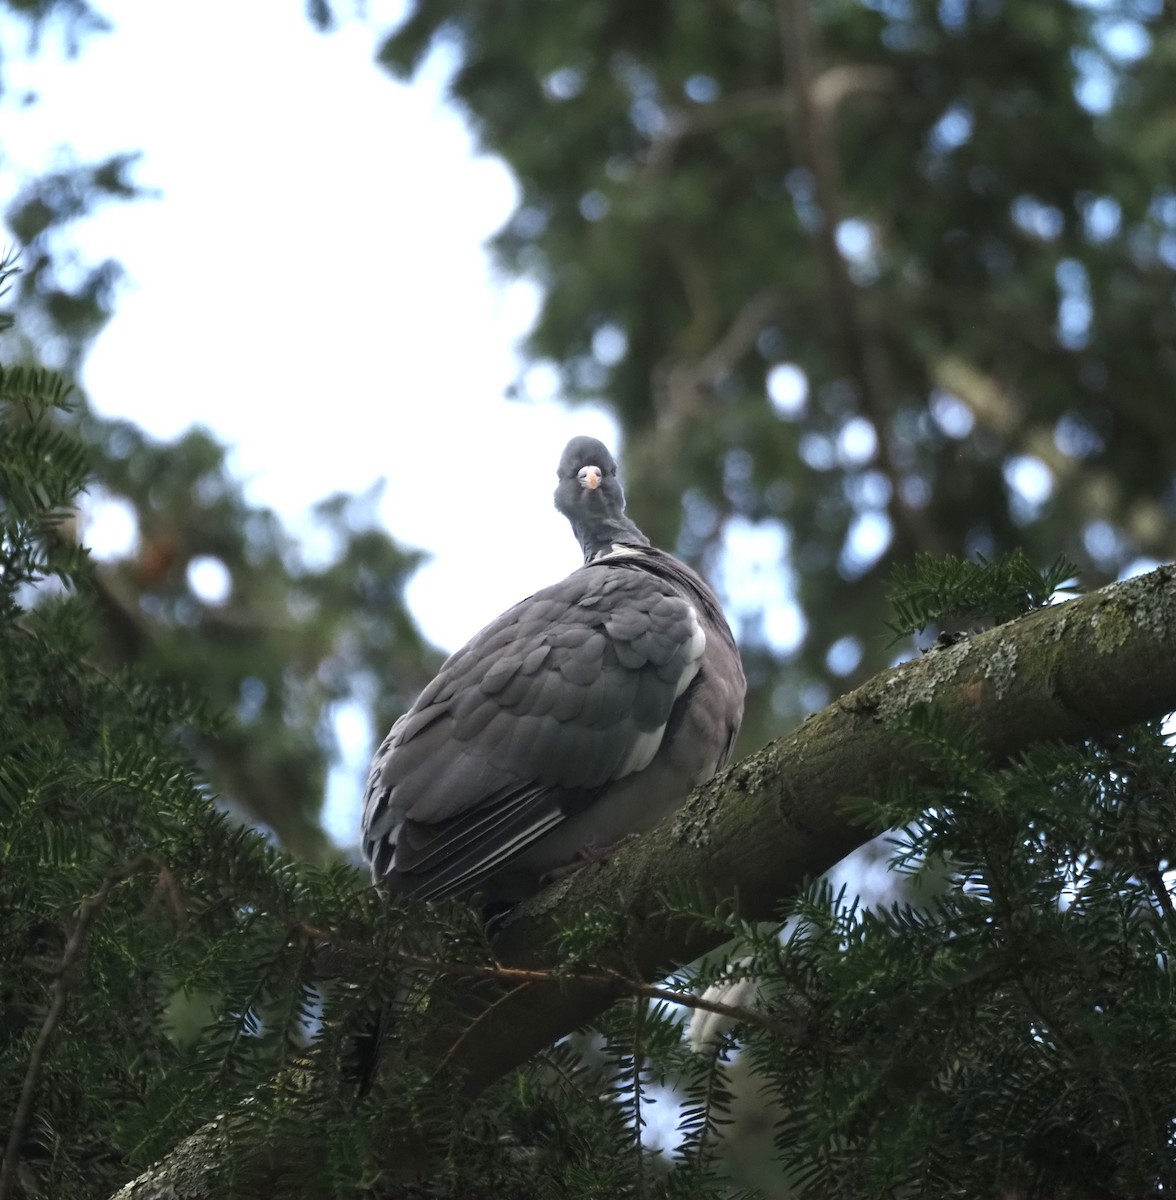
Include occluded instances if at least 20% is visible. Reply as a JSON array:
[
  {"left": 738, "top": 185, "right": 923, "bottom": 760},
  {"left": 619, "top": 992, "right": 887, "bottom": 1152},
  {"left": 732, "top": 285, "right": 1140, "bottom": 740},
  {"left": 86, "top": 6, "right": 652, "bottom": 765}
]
[{"left": 361, "top": 554, "right": 716, "bottom": 901}]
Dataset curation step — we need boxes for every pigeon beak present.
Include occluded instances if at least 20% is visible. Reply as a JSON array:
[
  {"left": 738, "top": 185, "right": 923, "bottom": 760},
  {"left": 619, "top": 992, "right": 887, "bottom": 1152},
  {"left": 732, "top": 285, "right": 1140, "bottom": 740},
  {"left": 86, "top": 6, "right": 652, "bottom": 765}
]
[{"left": 578, "top": 465, "right": 603, "bottom": 491}]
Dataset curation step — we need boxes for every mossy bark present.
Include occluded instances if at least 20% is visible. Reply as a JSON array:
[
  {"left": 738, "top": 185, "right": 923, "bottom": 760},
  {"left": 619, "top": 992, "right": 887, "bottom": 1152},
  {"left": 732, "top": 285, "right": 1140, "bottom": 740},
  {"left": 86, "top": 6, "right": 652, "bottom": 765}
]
[{"left": 112, "top": 564, "right": 1176, "bottom": 1199}]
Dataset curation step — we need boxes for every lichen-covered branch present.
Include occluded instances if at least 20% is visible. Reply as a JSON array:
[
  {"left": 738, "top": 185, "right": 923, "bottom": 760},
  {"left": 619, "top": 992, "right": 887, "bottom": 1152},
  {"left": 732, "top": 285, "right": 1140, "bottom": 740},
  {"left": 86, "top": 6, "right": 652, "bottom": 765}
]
[{"left": 111, "top": 563, "right": 1176, "bottom": 1199}]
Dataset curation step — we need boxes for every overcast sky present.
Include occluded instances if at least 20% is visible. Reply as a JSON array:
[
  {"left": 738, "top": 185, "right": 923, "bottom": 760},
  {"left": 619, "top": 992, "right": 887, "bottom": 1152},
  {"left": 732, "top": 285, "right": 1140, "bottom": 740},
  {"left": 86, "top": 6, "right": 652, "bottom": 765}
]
[
  {"left": 0, "top": 0, "right": 634, "bottom": 840},
  {"left": 0, "top": 0, "right": 620, "bottom": 647}
]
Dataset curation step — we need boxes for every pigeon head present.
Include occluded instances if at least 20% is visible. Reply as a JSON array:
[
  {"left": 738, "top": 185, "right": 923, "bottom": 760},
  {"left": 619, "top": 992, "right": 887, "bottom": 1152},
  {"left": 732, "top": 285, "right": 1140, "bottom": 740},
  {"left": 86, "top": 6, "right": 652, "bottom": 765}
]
[{"left": 555, "top": 436, "right": 651, "bottom": 562}]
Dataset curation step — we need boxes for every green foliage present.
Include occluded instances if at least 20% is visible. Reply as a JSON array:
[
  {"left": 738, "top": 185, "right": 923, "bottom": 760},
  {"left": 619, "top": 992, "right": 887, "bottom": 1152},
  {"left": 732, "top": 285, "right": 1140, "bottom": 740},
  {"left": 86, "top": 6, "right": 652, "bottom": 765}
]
[
  {"left": 611, "top": 717, "right": 1176, "bottom": 1198},
  {"left": 4, "top": 152, "right": 146, "bottom": 373},
  {"left": 3, "top": 350, "right": 1175, "bottom": 1198},
  {"left": 886, "top": 548, "right": 1078, "bottom": 638},
  {"left": 557, "top": 904, "right": 633, "bottom": 971},
  {"left": 741, "top": 719, "right": 1176, "bottom": 1198},
  {"left": 73, "top": 408, "right": 438, "bottom": 859},
  {"left": 1, "top": 14, "right": 449, "bottom": 862},
  {"left": 0, "top": 349, "right": 433, "bottom": 1197},
  {"left": 6, "top": 5, "right": 1176, "bottom": 1197}
]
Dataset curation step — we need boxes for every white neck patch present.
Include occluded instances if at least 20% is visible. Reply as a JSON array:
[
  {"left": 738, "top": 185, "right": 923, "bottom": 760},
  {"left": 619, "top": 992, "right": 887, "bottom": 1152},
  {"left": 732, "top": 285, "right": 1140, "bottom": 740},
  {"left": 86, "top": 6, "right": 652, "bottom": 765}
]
[{"left": 594, "top": 544, "right": 650, "bottom": 563}]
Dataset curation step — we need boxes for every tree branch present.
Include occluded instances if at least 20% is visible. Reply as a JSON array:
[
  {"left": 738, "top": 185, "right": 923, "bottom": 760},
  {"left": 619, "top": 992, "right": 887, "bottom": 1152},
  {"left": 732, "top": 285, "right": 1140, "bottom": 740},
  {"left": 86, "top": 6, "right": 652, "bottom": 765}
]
[
  {"left": 640, "top": 67, "right": 891, "bottom": 181},
  {"left": 653, "top": 286, "right": 784, "bottom": 426},
  {"left": 776, "top": 0, "right": 942, "bottom": 558},
  {"left": 112, "top": 563, "right": 1176, "bottom": 1198}
]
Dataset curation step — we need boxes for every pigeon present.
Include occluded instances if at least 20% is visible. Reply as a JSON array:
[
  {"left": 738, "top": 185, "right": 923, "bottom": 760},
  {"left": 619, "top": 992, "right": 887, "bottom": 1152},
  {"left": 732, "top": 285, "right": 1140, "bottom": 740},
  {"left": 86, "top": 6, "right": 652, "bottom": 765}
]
[{"left": 361, "top": 436, "right": 744, "bottom": 904}]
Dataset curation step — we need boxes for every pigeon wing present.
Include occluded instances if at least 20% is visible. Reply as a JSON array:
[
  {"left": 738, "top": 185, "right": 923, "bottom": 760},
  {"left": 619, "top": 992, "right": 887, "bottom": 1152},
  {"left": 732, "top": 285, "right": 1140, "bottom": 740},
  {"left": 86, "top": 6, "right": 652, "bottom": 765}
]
[{"left": 361, "top": 559, "right": 708, "bottom": 900}]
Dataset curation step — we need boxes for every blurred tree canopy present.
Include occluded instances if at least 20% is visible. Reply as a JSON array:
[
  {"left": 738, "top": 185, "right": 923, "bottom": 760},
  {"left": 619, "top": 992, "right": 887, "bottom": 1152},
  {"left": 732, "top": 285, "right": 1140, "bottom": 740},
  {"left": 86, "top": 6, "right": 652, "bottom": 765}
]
[
  {"left": 3, "top": 0, "right": 1176, "bottom": 1197},
  {"left": 6, "top": 0, "right": 1174, "bottom": 848},
  {"left": 375, "top": 0, "right": 1176, "bottom": 754}
]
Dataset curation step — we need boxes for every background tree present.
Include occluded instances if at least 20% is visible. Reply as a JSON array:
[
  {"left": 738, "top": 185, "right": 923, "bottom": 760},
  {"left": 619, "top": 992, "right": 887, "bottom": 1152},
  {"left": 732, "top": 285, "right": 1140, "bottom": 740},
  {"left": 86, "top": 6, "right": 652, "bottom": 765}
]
[
  {"left": 5, "top": 354, "right": 1175, "bottom": 1197},
  {"left": 374, "top": 0, "right": 1176, "bottom": 754}
]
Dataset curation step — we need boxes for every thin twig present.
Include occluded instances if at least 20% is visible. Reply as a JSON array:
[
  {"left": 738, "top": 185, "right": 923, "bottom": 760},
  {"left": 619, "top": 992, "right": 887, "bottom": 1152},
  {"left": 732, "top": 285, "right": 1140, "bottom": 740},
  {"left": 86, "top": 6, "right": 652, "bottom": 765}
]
[
  {"left": 1145, "top": 866, "right": 1176, "bottom": 921},
  {"left": 1127, "top": 825, "right": 1176, "bottom": 922},
  {"left": 435, "top": 981, "right": 536, "bottom": 1080},
  {"left": 298, "top": 923, "right": 799, "bottom": 1041},
  {"left": 0, "top": 856, "right": 151, "bottom": 1200}
]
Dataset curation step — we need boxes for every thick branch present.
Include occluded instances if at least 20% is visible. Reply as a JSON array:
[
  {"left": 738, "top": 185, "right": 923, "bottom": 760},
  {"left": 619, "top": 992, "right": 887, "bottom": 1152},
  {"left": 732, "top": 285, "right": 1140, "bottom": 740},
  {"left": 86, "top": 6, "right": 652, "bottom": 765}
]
[
  {"left": 435, "top": 563, "right": 1176, "bottom": 1094},
  {"left": 112, "top": 563, "right": 1176, "bottom": 1198}
]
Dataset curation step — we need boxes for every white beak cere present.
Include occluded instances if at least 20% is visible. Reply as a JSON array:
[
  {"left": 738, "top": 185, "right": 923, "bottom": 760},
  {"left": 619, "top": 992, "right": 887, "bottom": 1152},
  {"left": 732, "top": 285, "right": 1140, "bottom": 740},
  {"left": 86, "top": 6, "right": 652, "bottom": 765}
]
[{"left": 578, "top": 464, "right": 603, "bottom": 490}]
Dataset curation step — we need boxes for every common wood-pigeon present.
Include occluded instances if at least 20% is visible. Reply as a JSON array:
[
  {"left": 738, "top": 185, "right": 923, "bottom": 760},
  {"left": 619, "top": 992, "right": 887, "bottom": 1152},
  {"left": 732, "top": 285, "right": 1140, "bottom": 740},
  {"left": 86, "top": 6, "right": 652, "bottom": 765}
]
[{"left": 361, "top": 436, "right": 745, "bottom": 903}]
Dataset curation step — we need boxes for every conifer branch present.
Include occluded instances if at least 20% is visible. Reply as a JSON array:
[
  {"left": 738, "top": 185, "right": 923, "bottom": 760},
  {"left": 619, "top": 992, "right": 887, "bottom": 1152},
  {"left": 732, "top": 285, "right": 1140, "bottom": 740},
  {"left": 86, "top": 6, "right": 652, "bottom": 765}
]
[
  {"left": 1, "top": 856, "right": 152, "bottom": 1200},
  {"left": 631, "top": 995, "right": 647, "bottom": 1198}
]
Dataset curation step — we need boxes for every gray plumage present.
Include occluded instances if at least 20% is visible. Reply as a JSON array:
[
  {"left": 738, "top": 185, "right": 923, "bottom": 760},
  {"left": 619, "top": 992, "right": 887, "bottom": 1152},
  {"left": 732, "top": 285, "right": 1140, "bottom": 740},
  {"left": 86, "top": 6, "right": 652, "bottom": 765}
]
[{"left": 361, "top": 436, "right": 745, "bottom": 903}]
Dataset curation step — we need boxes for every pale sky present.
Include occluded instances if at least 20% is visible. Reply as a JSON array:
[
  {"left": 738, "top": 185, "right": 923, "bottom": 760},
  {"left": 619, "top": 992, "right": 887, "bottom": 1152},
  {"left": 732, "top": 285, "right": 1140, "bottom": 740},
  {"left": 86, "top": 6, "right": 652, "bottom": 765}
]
[
  {"left": 1, "top": 0, "right": 620, "bottom": 647},
  {"left": 0, "top": 0, "right": 632, "bottom": 841}
]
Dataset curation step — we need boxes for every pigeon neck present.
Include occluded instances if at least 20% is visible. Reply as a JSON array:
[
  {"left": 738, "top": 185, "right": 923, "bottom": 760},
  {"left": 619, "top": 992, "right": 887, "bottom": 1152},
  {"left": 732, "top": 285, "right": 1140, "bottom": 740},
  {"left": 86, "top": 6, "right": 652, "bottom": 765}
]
[{"left": 575, "top": 514, "right": 651, "bottom": 563}]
